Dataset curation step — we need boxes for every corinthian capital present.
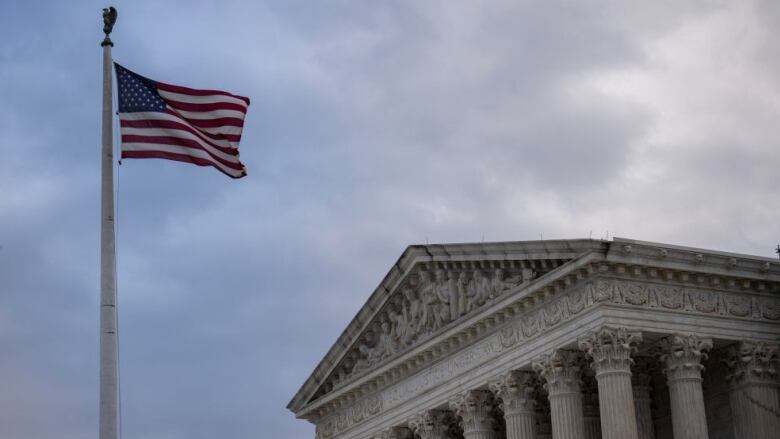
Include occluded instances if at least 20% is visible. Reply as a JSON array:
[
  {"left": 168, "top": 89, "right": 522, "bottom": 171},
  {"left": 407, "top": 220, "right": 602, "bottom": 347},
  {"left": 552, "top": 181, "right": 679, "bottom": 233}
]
[
  {"left": 490, "top": 370, "right": 537, "bottom": 416},
  {"left": 656, "top": 334, "right": 713, "bottom": 380},
  {"left": 578, "top": 326, "right": 642, "bottom": 374},
  {"left": 723, "top": 341, "right": 780, "bottom": 386},
  {"left": 449, "top": 389, "right": 496, "bottom": 434},
  {"left": 532, "top": 350, "right": 584, "bottom": 395},
  {"left": 409, "top": 410, "right": 452, "bottom": 439}
]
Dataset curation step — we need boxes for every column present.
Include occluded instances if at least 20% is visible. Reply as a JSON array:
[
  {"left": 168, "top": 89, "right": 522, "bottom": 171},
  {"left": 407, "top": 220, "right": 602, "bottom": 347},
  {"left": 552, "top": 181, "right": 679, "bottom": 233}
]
[
  {"left": 579, "top": 326, "right": 642, "bottom": 439},
  {"left": 409, "top": 410, "right": 452, "bottom": 439},
  {"left": 656, "top": 334, "right": 713, "bottom": 439},
  {"left": 581, "top": 373, "right": 602, "bottom": 439},
  {"left": 492, "top": 370, "right": 538, "bottom": 439},
  {"left": 723, "top": 341, "right": 780, "bottom": 439},
  {"left": 533, "top": 350, "right": 586, "bottom": 439},
  {"left": 632, "top": 357, "right": 656, "bottom": 439},
  {"left": 450, "top": 389, "right": 497, "bottom": 439}
]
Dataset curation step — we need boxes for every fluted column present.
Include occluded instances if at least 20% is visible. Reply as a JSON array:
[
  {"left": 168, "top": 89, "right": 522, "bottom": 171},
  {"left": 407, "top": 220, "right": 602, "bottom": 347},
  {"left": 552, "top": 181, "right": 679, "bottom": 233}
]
[
  {"left": 632, "top": 357, "right": 656, "bottom": 439},
  {"left": 723, "top": 341, "right": 780, "bottom": 439},
  {"left": 657, "top": 334, "right": 713, "bottom": 439},
  {"left": 451, "top": 389, "right": 498, "bottom": 439},
  {"left": 409, "top": 410, "right": 452, "bottom": 439},
  {"left": 533, "top": 350, "right": 586, "bottom": 439},
  {"left": 581, "top": 373, "right": 602, "bottom": 439},
  {"left": 492, "top": 370, "right": 538, "bottom": 439},
  {"left": 579, "top": 326, "right": 642, "bottom": 439}
]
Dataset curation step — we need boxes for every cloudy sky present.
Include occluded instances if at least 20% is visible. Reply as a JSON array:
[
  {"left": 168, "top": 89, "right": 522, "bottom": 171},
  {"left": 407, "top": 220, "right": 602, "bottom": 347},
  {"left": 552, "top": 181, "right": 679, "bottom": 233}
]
[{"left": 1, "top": 1, "right": 779, "bottom": 438}]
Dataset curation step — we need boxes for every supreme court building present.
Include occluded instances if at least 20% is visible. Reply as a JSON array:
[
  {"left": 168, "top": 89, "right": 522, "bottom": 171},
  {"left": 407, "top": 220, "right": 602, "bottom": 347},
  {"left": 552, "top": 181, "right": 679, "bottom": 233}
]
[{"left": 288, "top": 238, "right": 780, "bottom": 439}]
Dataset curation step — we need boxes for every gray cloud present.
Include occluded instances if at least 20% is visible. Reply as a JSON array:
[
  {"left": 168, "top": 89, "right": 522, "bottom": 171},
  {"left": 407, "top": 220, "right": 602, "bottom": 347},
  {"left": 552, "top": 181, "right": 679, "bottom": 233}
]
[{"left": 1, "top": 1, "right": 778, "bottom": 438}]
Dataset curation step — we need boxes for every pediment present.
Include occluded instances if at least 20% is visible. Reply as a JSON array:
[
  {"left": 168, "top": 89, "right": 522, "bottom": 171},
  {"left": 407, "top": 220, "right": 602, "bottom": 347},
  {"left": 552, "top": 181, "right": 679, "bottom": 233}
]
[{"left": 288, "top": 239, "right": 607, "bottom": 413}]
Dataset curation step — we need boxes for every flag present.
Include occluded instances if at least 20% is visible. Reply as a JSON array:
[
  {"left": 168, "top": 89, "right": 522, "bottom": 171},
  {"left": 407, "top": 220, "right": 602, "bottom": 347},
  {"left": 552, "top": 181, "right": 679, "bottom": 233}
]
[{"left": 114, "top": 63, "right": 249, "bottom": 178}]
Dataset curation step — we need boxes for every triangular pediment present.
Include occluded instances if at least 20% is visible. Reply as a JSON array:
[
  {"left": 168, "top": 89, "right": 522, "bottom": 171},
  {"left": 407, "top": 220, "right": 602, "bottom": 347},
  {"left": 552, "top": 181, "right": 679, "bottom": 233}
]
[{"left": 288, "top": 239, "right": 607, "bottom": 413}]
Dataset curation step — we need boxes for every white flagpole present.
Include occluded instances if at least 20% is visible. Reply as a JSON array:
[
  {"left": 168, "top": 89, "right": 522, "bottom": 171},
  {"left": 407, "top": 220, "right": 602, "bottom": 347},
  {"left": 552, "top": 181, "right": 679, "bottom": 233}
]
[{"left": 100, "top": 7, "right": 119, "bottom": 439}]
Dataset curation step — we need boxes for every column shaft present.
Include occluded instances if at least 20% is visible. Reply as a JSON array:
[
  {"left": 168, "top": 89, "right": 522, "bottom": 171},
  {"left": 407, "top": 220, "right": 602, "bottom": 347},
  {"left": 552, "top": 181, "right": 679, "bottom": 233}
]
[
  {"left": 657, "top": 334, "right": 712, "bottom": 439},
  {"left": 533, "top": 350, "right": 586, "bottom": 439},
  {"left": 579, "top": 326, "right": 642, "bottom": 439},
  {"left": 724, "top": 341, "right": 780, "bottom": 439},
  {"left": 492, "top": 370, "right": 537, "bottom": 439},
  {"left": 549, "top": 392, "right": 585, "bottom": 439},
  {"left": 596, "top": 371, "right": 639, "bottom": 439},
  {"left": 667, "top": 377, "right": 708, "bottom": 439},
  {"left": 505, "top": 414, "right": 537, "bottom": 439}
]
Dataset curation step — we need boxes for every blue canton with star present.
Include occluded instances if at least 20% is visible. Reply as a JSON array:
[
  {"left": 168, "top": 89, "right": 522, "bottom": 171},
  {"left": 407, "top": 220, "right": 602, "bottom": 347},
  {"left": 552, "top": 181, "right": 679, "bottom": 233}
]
[{"left": 115, "top": 63, "right": 167, "bottom": 113}]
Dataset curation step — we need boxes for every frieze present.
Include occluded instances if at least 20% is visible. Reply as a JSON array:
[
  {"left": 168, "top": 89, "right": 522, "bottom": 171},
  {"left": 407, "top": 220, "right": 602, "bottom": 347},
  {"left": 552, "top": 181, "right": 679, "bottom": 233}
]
[
  {"left": 316, "top": 394, "right": 383, "bottom": 439},
  {"left": 382, "top": 332, "right": 507, "bottom": 409},
  {"left": 595, "top": 279, "right": 780, "bottom": 319},
  {"left": 314, "top": 278, "right": 780, "bottom": 437}
]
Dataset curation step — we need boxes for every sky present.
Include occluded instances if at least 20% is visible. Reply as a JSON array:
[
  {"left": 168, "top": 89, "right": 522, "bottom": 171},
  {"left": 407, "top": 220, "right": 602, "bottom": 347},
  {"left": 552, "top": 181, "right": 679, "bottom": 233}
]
[{"left": 1, "top": 1, "right": 779, "bottom": 438}]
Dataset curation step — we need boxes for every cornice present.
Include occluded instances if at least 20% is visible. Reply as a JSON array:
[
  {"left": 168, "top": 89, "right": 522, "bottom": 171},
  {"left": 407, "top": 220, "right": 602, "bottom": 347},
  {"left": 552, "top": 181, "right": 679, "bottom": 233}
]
[{"left": 610, "top": 238, "right": 779, "bottom": 282}]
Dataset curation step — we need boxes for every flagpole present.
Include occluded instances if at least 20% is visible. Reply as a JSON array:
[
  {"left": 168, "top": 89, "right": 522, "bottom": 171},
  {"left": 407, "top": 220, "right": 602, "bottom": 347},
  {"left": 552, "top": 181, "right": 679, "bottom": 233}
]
[{"left": 100, "top": 7, "right": 119, "bottom": 439}]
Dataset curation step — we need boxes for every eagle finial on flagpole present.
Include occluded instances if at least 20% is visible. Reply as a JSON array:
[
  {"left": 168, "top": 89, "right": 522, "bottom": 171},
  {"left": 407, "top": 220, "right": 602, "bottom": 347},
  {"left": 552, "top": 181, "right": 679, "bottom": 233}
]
[{"left": 102, "top": 6, "right": 117, "bottom": 46}]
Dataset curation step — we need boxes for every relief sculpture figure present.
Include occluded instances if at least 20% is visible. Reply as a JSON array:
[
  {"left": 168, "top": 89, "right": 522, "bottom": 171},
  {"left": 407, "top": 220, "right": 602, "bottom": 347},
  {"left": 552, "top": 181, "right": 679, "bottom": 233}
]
[
  {"left": 458, "top": 271, "right": 472, "bottom": 315},
  {"left": 353, "top": 344, "right": 373, "bottom": 373},
  {"left": 490, "top": 268, "right": 521, "bottom": 299},
  {"left": 375, "top": 322, "right": 396, "bottom": 359},
  {"left": 346, "top": 266, "right": 527, "bottom": 378},
  {"left": 435, "top": 269, "right": 458, "bottom": 322},
  {"left": 418, "top": 271, "right": 441, "bottom": 332},
  {"left": 472, "top": 269, "right": 491, "bottom": 307},
  {"left": 401, "top": 287, "right": 421, "bottom": 345}
]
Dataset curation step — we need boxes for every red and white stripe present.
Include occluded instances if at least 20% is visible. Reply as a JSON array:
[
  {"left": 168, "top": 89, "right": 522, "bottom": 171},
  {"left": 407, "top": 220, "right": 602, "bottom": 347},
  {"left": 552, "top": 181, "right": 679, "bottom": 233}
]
[{"left": 119, "top": 81, "right": 249, "bottom": 178}]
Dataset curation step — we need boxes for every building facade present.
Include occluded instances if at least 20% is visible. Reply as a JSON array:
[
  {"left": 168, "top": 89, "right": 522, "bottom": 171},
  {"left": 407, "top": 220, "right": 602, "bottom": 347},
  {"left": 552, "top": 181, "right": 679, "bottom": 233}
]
[{"left": 288, "top": 238, "right": 780, "bottom": 439}]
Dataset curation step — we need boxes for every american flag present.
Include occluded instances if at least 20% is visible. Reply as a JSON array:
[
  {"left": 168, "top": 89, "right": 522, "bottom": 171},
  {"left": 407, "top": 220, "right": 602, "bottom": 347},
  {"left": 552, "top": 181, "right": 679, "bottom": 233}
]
[{"left": 115, "top": 63, "right": 249, "bottom": 178}]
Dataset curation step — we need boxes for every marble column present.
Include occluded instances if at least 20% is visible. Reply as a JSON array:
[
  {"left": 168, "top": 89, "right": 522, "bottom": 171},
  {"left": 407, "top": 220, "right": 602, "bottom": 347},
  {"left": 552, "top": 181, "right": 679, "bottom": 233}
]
[
  {"left": 492, "top": 370, "right": 538, "bottom": 439},
  {"left": 451, "top": 389, "right": 497, "bottom": 439},
  {"left": 579, "top": 326, "right": 642, "bottom": 439},
  {"left": 723, "top": 341, "right": 780, "bottom": 439},
  {"left": 533, "top": 350, "right": 586, "bottom": 439},
  {"left": 656, "top": 334, "right": 713, "bottom": 439},
  {"left": 581, "top": 373, "right": 602, "bottom": 439},
  {"left": 409, "top": 410, "right": 452, "bottom": 439},
  {"left": 632, "top": 357, "right": 656, "bottom": 439}
]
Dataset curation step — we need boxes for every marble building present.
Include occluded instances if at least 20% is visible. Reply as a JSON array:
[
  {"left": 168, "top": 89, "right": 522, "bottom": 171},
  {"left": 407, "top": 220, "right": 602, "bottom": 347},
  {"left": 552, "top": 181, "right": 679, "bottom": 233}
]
[{"left": 288, "top": 238, "right": 780, "bottom": 439}]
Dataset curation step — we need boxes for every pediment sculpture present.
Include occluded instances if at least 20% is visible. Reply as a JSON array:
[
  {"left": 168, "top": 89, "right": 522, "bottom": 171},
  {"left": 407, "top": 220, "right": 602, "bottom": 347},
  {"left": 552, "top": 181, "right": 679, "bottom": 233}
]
[{"left": 328, "top": 266, "right": 536, "bottom": 389}]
